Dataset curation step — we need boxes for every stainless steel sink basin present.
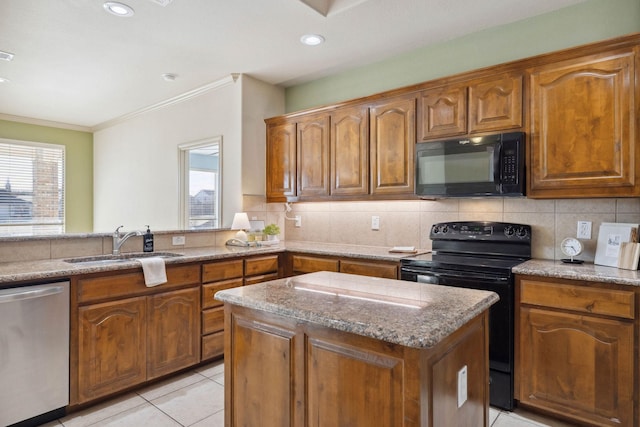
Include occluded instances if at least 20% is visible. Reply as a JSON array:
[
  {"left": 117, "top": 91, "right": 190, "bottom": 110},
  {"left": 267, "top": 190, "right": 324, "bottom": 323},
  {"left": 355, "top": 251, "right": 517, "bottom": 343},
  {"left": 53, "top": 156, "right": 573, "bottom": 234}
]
[{"left": 65, "top": 252, "right": 183, "bottom": 266}]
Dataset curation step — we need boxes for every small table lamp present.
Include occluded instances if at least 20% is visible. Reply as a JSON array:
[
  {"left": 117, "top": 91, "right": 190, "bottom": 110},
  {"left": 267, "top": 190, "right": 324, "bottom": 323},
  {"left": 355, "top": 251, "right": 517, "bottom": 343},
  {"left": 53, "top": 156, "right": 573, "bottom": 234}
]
[{"left": 230, "top": 212, "right": 251, "bottom": 242}]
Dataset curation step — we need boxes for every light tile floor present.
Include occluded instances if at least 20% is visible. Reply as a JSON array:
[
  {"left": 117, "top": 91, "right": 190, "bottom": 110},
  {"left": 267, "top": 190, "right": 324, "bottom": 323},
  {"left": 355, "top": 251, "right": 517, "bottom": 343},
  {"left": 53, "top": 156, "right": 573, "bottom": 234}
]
[{"left": 42, "top": 360, "right": 574, "bottom": 426}]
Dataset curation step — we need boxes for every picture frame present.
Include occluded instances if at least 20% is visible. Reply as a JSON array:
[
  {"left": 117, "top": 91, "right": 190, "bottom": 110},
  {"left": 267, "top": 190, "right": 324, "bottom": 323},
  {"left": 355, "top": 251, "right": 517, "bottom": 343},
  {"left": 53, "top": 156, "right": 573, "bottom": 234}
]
[{"left": 594, "top": 222, "right": 639, "bottom": 267}]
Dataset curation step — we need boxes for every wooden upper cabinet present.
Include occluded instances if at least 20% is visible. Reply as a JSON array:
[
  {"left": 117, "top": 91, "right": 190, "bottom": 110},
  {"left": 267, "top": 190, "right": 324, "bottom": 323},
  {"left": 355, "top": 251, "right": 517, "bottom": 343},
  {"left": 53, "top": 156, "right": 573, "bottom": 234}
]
[
  {"left": 468, "top": 73, "right": 522, "bottom": 133},
  {"left": 528, "top": 49, "right": 638, "bottom": 198},
  {"left": 417, "top": 74, "right": 523, "bottom": 141},
  {"left": 370, "top": 95, "right": 416, "bottom": 195},
  {"left": 331, "top": 105, "right": 369, "bottom": 196},
  {"left": 266, "top": 121, "right": 297, "bottom": 202},
  {"left": 417, "top": 85, "right": 467, "bottom": 140},
  {"left": 297, "top": 114, "right": 330, "bottom": 198}
]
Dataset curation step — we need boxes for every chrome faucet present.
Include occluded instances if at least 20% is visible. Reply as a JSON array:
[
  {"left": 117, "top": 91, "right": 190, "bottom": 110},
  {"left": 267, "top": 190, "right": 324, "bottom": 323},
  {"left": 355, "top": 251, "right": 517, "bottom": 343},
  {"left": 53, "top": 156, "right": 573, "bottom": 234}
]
[{"left": 112, "top": 226, "right": 143, "bottom": 255}]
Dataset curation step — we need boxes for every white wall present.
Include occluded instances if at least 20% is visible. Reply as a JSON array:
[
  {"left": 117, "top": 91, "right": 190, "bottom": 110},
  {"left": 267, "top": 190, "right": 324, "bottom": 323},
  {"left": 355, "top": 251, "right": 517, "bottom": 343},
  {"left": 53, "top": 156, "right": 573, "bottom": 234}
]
[{"left": 93, "top": 75, "right": 284, "bottom": 233}]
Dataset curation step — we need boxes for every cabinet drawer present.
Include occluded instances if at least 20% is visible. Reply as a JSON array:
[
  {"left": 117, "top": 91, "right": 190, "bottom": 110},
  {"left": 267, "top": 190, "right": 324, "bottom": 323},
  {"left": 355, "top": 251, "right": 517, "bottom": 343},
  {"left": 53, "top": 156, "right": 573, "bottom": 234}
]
[
  {"left": 202, "top": 306, "right": 225, "bottom": 334},
  {"left": 292, "top": 255, "right": 339, "bottom": 273},
  {"left": 245, "top": 255, "right": 279, "bottom": 276},
  {"left": 340, "top": 260, "right": 398, "bottom": 279},
  {"left": 202, "top": 278, "right": 243, "bottom": 309},
  {"left": 77, "top": 264, "right": 200, "bottom": 304},
  {"left": 245, "top": 272, "right": 279, "bottom": 286},
  {"left": 520, "top": 279, "right": 635, "bottom": 319},
  {"left": 202, "top": 331, "right": 225, "bottom": 360},
  {"left": 202, "top": 259, "right": 243, "bottom": 283}
]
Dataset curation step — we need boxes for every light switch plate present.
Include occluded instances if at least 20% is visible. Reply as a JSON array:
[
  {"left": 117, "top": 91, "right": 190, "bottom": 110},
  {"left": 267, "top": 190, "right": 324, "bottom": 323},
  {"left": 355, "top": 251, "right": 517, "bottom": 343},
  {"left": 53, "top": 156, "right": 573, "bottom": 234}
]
[
  {"left": 577, "top": 221, "right": 592, "bottom": 239},
  {"left": 371, "top": 215, "right": 380, "bottom": 230},
  {"left": 457, "top": 365, "right": 468, "bottom": 408},
  {"left": 172, "top": 235, "right": 186, "bottom": 245}
]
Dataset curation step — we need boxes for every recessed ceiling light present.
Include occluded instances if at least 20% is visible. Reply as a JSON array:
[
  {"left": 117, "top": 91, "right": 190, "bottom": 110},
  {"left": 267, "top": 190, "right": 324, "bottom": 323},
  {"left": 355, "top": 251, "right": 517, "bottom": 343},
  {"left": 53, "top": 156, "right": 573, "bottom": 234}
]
[
  {"left": 0, "top": 51, "right": 14, "bottom": 62},
  {"left": 300, "top": 34, "right": 325, "bottom": 46},
  {"left": 161, "top": 73, "right": 177, "bottom": 82},
  {"left": 0, "top": 77, "right": 10, "bottom": 83},
  {"left": 103, "top": 2, "right": 135, "bottom": 17}
]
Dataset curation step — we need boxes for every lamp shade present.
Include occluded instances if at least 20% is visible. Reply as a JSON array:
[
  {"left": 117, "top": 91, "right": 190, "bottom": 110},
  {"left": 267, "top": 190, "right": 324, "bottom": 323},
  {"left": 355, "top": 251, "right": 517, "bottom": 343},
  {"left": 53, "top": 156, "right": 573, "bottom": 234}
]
[{"left": 231, "top": 212, "right": 251, "bottom": 231}]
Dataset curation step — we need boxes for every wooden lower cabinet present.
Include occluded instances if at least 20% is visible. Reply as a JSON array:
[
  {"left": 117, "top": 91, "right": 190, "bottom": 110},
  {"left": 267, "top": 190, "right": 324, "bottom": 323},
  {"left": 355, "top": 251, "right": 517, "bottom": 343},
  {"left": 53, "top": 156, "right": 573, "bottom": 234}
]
[
  {"left": 73, "top": 264, "right": 201, "bottom": 405},
  {"left": 201, "top": 255, "right": 281, "bottom": 361},
  {"left": 78, "top": 296, "right": 147, "bottom": 402},
  {"left": 288, "top": 253, "right": 399, "bottom": 279},
  {"left": 225, "top": 304, "right": 490, "bottom": 427},
  {"left": 517, "top": 276, "right": 636, "bottom": 426},
  {"left": 147, "top": 287, "right": 200, "bottom": 380}
]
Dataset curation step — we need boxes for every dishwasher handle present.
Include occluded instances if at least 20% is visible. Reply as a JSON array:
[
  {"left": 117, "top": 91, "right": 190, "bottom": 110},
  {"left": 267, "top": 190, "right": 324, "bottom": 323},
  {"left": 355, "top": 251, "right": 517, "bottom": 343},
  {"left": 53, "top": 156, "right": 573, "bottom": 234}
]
[{"left": 0, "top": 285, "right": 65, "bottom": 304}]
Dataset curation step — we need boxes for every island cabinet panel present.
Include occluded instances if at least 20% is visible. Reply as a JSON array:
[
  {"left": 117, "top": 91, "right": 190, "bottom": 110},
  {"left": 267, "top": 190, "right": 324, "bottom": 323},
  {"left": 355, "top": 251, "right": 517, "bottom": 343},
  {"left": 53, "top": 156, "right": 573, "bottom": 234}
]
[
  {"left": 297, "top": 114, "right": 330, "bottom": 198},
  {"left": 147, "top": 287, "right": 200, "bottom": 380},
  {"left": 227, "top": 311, "right": 297, "bottom": 427},
  {"left": 516, "top": 276, "right": 635, "bottom": 426},
  {"left": 78, "top": 296, "right": 147, "bottom": 403},
  {"left": 528, "top": 48, "right": 639, "bottom": 198},
  {"left": 331, "top": 105, "right": 369, "bottom": 196},
  {"left": 224, "top": 302, "right": 491, "bottom": 427},
  {"left": 266, "top": 121, "right": 297, "bottom": 202},
  {"left": 370, "top": 95, "right": 416, "bottom": 195},
  {"left": 306, "top": 336, "right": 405, "bottom": 427},
  {"left": 417, "top": 85, "right": 467, "bottom": 140}
]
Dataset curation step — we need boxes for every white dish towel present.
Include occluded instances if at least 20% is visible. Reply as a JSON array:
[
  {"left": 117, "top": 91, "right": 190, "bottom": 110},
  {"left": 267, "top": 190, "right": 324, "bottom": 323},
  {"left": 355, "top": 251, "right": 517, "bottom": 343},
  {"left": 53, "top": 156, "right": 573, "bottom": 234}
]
[{"left": 137, "top": 257, "right": 167, "bottom": 287}]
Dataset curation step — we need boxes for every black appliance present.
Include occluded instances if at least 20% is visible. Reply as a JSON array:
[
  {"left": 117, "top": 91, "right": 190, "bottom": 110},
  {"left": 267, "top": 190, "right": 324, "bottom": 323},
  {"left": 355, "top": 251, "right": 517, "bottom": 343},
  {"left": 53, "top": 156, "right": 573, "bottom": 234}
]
[
  {"left": 400, "top": 221, "right": 531, "bottom": 410},
  {"left": 415, "top": 132, "right": 525, "bottom": 198}
]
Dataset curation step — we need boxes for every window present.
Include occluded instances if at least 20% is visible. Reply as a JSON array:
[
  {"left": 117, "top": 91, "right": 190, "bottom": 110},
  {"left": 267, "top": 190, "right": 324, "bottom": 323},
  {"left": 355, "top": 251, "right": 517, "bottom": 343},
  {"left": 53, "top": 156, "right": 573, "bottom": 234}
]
[
  {"left": 179, "top": 137, "right": 221, "bottom": 230},
  {"left": 0, "top": 138, "right": 65, "bottom": 235}
]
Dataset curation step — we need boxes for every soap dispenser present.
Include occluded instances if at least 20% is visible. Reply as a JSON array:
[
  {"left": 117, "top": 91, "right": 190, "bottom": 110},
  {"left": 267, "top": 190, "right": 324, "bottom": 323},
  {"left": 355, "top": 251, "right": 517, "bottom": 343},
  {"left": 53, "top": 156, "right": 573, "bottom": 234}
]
[{"left": 143, "top": 225, "right": 154, "bottom": 252}]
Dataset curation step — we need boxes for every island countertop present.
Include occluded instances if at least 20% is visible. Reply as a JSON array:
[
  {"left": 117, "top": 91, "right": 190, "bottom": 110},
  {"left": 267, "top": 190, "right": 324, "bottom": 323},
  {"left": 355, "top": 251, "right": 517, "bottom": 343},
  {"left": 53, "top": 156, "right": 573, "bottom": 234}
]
[{"left": 215, "top": 270, "right": 499, "bottom": 349}]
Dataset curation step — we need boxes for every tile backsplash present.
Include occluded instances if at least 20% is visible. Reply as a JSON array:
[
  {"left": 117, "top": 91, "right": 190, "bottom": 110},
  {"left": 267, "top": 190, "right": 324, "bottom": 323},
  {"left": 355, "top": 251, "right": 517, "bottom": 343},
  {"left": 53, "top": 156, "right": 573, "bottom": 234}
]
[{"left": 265, "top": 197, "right": 640, "bottom": 262}]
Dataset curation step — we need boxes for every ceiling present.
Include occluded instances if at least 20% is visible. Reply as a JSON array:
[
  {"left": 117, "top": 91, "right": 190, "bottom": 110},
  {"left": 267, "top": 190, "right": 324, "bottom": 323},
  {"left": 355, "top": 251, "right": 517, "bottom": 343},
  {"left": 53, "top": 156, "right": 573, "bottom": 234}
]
[{"left": 0, "top": 0, "right": 588, "bottom": 129}]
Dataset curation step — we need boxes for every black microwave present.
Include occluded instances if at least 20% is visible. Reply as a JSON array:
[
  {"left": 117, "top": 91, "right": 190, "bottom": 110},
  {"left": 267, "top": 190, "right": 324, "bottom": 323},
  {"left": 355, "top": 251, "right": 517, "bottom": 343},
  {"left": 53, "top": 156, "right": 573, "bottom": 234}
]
[{"left": 415, "top": 132, "right": 525, "bottom": 198}]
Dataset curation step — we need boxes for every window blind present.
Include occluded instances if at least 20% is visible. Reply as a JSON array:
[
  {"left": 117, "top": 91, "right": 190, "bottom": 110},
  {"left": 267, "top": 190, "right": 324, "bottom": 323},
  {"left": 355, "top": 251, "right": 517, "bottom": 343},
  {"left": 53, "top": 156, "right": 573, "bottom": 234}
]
[{"left": 0, "top": 139, "right": 65, "bottom": 235}]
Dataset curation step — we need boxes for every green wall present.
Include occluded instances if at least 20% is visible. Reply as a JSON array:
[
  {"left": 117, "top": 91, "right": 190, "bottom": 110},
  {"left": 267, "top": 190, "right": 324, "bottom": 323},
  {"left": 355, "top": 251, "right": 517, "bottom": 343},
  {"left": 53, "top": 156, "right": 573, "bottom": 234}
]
[
  {"left": 0, "top": 120, "right": 93, "bottom": 232},
  {"left": 285, "top": 0, "right": 640, "bottom": 112}
]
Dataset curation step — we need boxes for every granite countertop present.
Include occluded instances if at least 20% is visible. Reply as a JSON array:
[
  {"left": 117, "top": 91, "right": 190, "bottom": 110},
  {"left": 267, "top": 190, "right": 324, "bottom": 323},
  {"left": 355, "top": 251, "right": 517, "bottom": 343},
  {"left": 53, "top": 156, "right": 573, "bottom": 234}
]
[
  {"left": 0, "top": 241, "right": 426, "bottom": 285},
  {"left": 513, "top": 259, "right": 640, "bottom": 287},
  {"left": 215, "top": 271, "right": 499, "bottom": 349}
]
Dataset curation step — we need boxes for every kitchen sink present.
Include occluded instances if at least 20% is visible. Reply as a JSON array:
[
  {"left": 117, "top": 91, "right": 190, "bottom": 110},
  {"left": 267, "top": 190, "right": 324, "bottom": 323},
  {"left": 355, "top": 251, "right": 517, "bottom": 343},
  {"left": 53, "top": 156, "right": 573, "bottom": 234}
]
[{"left": 65, "top": 252, "right": 183, "bottom": 265}]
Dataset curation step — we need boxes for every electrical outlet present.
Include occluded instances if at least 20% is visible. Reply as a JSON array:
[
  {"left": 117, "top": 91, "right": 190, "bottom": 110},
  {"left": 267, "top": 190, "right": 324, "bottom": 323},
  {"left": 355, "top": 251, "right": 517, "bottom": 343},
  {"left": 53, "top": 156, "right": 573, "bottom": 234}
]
[
  {"left": 172, "top": 235, "right": 185, "bottom": 245},
  {"left": 371, "top": 215, "right": 380, "bottom": 230},
  {"left": 457, "top": 365, "right": 468, "bottom": 408},
  {"left": 295, "top": 215, "right": 301, "bottom": 227},
  {"left": 577, "top": 221, "right": 592, "bottom": 239}
]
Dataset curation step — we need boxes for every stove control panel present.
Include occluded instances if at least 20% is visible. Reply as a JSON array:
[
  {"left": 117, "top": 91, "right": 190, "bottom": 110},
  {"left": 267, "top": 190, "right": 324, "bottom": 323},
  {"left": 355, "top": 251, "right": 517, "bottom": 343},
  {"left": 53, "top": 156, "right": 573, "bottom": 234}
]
[{"left": 430, "top": 221, "right": 531, "bottom": 241}]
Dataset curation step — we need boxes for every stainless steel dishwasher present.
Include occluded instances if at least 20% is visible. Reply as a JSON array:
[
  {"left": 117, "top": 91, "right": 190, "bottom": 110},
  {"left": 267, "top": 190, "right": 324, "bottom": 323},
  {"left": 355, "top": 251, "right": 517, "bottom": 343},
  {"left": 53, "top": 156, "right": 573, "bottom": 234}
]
[{"left": 0, "top": 281, "right": 69, "bottom": 426}]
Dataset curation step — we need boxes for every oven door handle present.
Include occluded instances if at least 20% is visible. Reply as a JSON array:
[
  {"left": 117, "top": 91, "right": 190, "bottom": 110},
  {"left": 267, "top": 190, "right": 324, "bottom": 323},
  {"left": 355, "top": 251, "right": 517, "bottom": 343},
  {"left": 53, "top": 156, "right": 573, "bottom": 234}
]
[{"left": 406, "top": 269, "right": 509, "bottom": 283}]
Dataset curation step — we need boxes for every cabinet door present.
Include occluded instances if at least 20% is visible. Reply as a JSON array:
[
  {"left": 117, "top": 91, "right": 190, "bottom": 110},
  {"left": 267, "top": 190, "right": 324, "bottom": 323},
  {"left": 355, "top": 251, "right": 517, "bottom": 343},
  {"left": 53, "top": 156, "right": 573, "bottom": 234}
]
[
  {"left": 528, "top": 50, "right": 638, "bottom": 198},
  {"left": 468, "top": 74, "right": 522, "bottom": 133},
  {"left": 339, "top": 259, "right": 398, "bottom": 279},
  {"left": 78, "top": 297, "right": 146, "bottom": 403},
  {"left": 266, "top": 121, "right": 297, "bottom": 202},
  {"left": 519, "top": 307, "right": 634, "bottom": 426},
  {"left": 297, "top": 114, "right": 330, "bottom": 198},
  {"left": 227, "top": 312, "right": 297, "bottom": 427},
  {"left": 417, "top": 85, "right": 467, "bottom": 141},
  {"left": 331, "top": 105, "right": 369, "bottom": 196},
  {"left": 370, "top": 96, "right": 416, "bottom": 195},
  {"left": 147, "top": 287, "right": 200, "bottom": 379}
]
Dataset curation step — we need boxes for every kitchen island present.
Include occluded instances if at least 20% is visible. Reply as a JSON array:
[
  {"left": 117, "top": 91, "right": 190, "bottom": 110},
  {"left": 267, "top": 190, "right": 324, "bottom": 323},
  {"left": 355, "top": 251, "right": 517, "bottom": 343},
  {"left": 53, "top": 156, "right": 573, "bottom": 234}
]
[{"left": 215, "top": 271, "right": 499, "bottom": 427}]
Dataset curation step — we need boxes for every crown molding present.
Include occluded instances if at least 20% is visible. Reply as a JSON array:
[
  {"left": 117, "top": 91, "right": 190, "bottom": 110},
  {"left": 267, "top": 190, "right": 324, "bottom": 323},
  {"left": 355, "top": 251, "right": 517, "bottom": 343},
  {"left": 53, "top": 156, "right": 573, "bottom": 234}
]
[
  {"left": 92, "top": 73, "right": 240, "bottom": 132},
  {"left": 0, "top": 113, "right": 92, "bottom": 133}
]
